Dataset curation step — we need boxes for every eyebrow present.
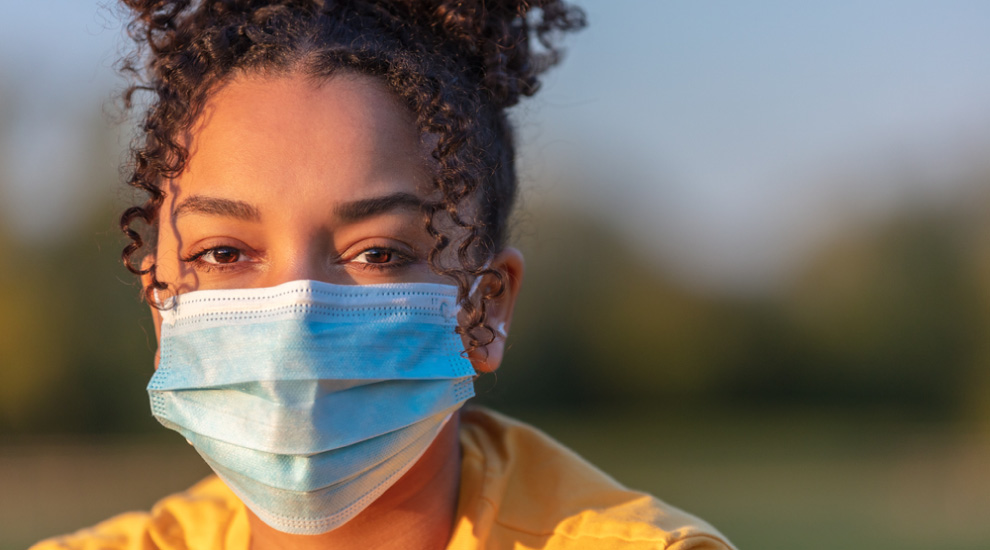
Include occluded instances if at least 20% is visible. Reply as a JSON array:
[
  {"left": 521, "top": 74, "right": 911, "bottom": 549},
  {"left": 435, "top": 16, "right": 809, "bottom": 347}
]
[
  {"left": 173, "top": 195, "right": 262, "bottom": 222},
  {"left": 334, "top": 192, "right": 424, "bottom": 223}
]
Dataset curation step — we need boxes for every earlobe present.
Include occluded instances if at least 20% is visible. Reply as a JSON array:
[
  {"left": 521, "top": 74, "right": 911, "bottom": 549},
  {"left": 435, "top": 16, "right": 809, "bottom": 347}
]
[{"left": 467, "top": 247, "right": 524, "bottom": 373}]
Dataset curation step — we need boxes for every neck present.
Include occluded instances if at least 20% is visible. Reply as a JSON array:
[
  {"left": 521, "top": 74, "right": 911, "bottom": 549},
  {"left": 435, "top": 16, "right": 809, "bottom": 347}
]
[{"left": 247, "top": 413, "right": 463, "bottom": 550}]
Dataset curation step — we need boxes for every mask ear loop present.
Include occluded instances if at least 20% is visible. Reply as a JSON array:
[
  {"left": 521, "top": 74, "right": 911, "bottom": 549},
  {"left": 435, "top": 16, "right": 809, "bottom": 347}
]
[
  {"left": 152, "top": 288, "right": 176, "bottom": 311},
  {"left": 152, "top": 287, "right": 187, "bottom": 445},
  {"left": 468, "top": 272, "right": 485, "bottom": 298}
]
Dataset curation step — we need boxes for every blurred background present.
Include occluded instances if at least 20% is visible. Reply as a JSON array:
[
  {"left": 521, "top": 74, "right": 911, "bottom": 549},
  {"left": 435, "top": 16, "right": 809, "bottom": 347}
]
[{"left": 2, "top": 1, "right": 990, "bottom": 549}]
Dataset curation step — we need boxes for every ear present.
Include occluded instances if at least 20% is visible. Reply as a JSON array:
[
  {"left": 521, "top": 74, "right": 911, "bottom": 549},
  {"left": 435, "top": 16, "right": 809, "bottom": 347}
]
[
  {"left": 140, "top": 255, "right": 165, "bottom": 369},
  {"left": 467, "top": 247, "right": 524, "bottom": 373}
]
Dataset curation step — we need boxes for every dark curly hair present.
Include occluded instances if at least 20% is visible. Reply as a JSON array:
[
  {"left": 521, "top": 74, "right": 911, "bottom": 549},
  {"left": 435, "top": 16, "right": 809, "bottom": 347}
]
[{"left": 117, "top": 0, "right": 584, "bottom": 352}]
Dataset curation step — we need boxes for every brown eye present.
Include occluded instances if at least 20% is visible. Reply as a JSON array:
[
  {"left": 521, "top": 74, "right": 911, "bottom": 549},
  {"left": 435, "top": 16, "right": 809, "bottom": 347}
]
[
  {"left": 358, "top": 248, "right": 392, "bottom": 264},
  {"left": 205, "top": 246, "right": 241, "bottom": 264},
  {"left": 348, "top": 246, "right": 415, "bottom": 272},
  {"left": 181, "top": 244, "right": 255, "bottom": 273}
]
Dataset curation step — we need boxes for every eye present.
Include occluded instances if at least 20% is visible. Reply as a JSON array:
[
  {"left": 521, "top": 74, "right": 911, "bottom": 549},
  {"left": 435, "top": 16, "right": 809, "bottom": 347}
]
[
  {"left": 354, "top": 247, "right": 395, "bottom": 265},
  {"left": 346, "top": 245, "right": 415, "bottom": 272},
  {"left": 198, "top": 246, "right": 243, "bottom": 265},
  {"left": 181, "top": 244, "right": 255, "bottom": 273}
]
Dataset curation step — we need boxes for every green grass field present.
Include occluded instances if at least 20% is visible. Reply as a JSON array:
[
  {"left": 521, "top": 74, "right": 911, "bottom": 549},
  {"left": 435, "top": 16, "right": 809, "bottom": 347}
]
[{"left": 5, "top": 409, "right": 989, "bottom": 550}]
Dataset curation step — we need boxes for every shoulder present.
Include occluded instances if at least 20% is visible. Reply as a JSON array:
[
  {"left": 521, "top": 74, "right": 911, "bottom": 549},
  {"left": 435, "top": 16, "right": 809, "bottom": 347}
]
[
  {"left": 29, "top": 476, "right": 248, "bottom": 550},
  {"left": 452, "top": 407, "right": 736, "bottom": 550}
]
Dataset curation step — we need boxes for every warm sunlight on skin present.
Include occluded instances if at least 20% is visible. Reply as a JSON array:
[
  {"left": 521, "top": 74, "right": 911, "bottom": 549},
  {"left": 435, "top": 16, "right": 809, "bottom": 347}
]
[{"left": 141, "top": 72, "right": 523, "bottom": 550}]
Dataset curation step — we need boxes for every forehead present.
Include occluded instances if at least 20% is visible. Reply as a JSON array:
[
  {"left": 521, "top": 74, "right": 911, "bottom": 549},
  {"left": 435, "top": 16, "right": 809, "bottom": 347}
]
[{"left": 170, "top": 71, "right": 431, "bottom": 210}]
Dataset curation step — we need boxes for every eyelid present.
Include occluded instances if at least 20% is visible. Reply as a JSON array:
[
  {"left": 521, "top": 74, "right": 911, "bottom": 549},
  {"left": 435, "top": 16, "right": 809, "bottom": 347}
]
[
  {"left": 182, "top": 241, "right": 246, "bottom": 260},
  {"left": 351, "top": 247, "right": 399, "bottom": 262},
  {"left": 339, "top": 238, "right": 415, "bottom": 260}
]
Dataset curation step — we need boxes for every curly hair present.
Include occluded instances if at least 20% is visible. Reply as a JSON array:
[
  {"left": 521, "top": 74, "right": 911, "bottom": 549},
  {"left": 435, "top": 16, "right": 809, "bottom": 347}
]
[{"left": 117, "top": 0, "right": 585, "bottom": 352}]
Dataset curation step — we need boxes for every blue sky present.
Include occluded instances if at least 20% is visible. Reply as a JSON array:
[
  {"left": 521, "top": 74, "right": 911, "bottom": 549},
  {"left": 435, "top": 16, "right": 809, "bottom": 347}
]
[{"left": 3, "top": 1, "right": 990, "bottom": 290}]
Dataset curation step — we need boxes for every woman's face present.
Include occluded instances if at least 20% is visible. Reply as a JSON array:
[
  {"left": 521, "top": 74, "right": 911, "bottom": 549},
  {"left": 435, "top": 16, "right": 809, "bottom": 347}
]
[{"left": 146, "top": 71, "right": 522, "bottom": 370}]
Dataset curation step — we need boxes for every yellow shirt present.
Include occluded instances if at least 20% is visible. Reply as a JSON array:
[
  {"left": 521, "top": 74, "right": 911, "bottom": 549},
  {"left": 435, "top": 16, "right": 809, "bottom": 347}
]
[{"left": 32, "top": 408, "right": 735, "bottom": 550}]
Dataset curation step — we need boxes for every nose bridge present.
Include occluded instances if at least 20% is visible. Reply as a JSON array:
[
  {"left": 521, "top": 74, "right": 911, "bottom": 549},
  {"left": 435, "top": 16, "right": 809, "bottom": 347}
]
[{"left": 261, "top": 227, "right": 339, "bottom": 286}]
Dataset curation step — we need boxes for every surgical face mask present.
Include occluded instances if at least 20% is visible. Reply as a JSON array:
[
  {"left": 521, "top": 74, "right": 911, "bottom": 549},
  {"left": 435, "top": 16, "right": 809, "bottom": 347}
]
[{"left": 147, "top": 280, "right": 476, "bottom": 535}]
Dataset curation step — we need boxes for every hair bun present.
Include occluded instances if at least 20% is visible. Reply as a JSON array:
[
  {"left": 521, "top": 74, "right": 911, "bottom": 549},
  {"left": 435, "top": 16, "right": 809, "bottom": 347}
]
[{"left": 421, "top": 0, "right": 586, "bottom": 109}]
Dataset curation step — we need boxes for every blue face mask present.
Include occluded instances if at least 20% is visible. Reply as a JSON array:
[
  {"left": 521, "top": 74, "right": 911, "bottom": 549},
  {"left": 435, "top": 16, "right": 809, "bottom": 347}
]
[{"left": 147, "top": 280, "right": 476, "bottom": 535}]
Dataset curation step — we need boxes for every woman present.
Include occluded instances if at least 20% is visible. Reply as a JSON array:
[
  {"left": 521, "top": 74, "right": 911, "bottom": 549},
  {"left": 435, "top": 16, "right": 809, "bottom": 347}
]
[{"left": 34, "top": 1, "right": 735, "bottom": 549}]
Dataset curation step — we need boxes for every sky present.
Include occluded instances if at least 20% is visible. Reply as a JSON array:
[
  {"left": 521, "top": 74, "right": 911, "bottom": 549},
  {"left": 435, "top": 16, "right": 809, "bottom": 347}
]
[{"left": 2, "top": 0, "right": 990, "bottom": 292}]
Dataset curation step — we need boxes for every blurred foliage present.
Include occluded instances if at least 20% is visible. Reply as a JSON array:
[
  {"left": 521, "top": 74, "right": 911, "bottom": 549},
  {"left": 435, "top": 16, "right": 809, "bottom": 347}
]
[
  {"left": 0, "top": 201, "right": 159, "bottom": 435},
  {"left": 2, "top": 120, "right": 990, "bottom": 434},
  {"left": 482, "top": 182, "right": 990, "bottom": 425},
  {"left": 0, "top": 112, "right": 159, "bottom": 435}
]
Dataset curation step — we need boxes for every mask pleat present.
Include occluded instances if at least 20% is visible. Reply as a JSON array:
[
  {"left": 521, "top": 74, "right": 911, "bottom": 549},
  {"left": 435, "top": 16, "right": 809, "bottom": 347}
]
[
  {"left": 153, "top": 320, "right": 473, "bottom": 390},
  {"left": 205, "top": 411, "right": 452, "bottom": 535},
  {"left": 181, "top": 407, "right": 454, "bottom": 491},
  {"left": 151, "top": 377, "right": 473, "bottom": 454}
]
